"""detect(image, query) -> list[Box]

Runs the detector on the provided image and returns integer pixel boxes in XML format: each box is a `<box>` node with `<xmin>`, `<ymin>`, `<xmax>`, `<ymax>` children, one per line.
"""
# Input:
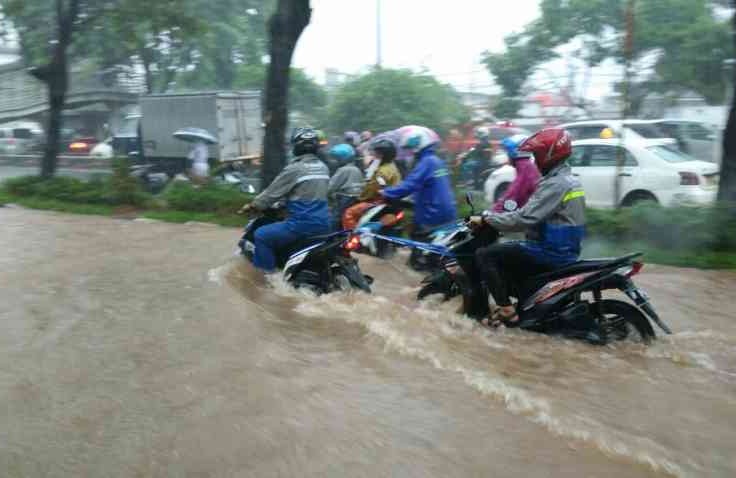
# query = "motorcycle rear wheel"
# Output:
<box><xmin>595</xmin><ymin>299</ymin><xmax>655</xmax><ymax>344</ymax></box>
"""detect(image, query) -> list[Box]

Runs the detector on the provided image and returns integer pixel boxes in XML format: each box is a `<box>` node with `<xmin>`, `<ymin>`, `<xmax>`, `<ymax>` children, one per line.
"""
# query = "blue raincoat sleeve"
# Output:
<box><xmin>381</xmin><ymin>157</ymin><xmax>432</xmax><ymax>199</ymax></box>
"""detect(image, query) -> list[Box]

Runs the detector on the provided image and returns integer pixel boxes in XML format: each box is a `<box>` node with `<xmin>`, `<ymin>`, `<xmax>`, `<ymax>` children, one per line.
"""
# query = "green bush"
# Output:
<box><xmin>108</xmin><ymin>159</ymin><xmax>149</xmax><ymax>206</ymax></box>
<box><xmin>1</xmin><ymin>166</ymin><xmax>150</xmax><ymax>207</ymax></box>
<box><xmin>586</xmin><ymin>203</ymin><xmax>736</xmax><ymax>252</ymax></box>
<box><xmin>161</xmin><ymin>181</ymin><xmax>252</xmax><ymax>213</ymax></box>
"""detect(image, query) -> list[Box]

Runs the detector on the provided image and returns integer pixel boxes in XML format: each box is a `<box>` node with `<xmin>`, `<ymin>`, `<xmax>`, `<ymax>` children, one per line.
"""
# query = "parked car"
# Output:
<box><xmin>640</xmin><ymin>119</ymin><xmax>718</xmax><ymax>163</ymax></box>
<box><xmin>67</xmin><ymin>136</ymin><xmax>98</xmax><ymax>155</ymax></box>
<box><xmin>561</xmin><ymin>119</ymin><xmax>677</xmax><ymax>145</ymax></box>
<box><xmin>0</xmin><ymin>123</ymin><xmax>44</xmax><ymax>154</ymax></box>
<box><xmin>484</xmin><ymin>138</ymin><xmax>719</xmax><ymax>208</ymax></box>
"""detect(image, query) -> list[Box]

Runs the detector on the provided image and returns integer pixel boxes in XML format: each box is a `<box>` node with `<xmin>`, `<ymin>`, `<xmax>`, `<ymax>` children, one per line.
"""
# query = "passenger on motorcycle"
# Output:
<box><xmin>458</xmin><ymin>126</ymin><xmax>493</xmax><ymax>189</ymax></box>
<box><xmin>344</xmin><ymin>131</ymin><xmax>361</xmax><ymax>150</ymax></box>
<box><xmin>238</xmin><ymin>127</ymin><xmax>331</xmax><ymax>272</ymax></box>
<box><xmin>357</xmin><ymin>130</ymin><xmax>374</xmax><ymax>167</ymax></box>
<box><xmin>381</xmin><ymin>125</ymin><xmax>457</xmax><ymax>269</ymax></box>
<box><xmin>341</xmin><ymin>135</ymin><xmax>403</xmax><ymax>231</ymax></box>
<box><xmin>471</xmin><ymin>128</ymin><xmax>585</xmax><ymax>327</ymax></box>
<box><xmin>327</xmin><ymin>144</ymin><xmax>364</xmax><ymax>231</ymax></box>
<box><xmin>492</xmin><ymin>134</ymin><xmax>541</xmax><ymax>212</ymax></box>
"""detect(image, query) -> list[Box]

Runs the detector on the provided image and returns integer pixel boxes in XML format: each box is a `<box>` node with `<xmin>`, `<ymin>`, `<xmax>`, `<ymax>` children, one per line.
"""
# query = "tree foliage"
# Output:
<box><xmin>483</xmin><ymin>0</ymin><xmax>733</xmax><ymax>116</ymax></box>
<box><xmin>326</xmin><ymin>69</ymin><xmax>469</xmax><ymax>136</ymax></box>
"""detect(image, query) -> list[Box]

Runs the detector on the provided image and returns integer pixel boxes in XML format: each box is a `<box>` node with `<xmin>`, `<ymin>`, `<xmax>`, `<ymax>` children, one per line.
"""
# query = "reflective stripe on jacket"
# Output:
<box><xmin>483</xmin><ymin>163</ymin><xmax>585</xmax><ymax>265</ymax></box>
<box><xmin>253</xmin><ymin>154</ymin><xmax>330</xmax><ymax>229</ymax></box>
<box><xmin>381</xmin><ymin>148</ymin><xmax>457</xmax><ymax>227</ymax></box>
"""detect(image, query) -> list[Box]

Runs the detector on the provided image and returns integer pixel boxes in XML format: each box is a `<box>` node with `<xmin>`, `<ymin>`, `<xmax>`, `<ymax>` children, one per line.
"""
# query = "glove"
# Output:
<box><xmin>237</xmin><ymin>203</ymin><xmax>254</xmax><ymax>215</ymax></box>
<box><xmin>468</xmin><ymin>215</ymin><xmax>484</xmax><ymax>228</ymax></box>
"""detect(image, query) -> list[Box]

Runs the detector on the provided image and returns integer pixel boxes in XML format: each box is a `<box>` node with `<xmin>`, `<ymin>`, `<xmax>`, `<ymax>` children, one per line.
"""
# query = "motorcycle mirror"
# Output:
<box><xmin>465</xmin><ymin>192</ymin><xmax>475</xmax><ymax>213</ymax></box>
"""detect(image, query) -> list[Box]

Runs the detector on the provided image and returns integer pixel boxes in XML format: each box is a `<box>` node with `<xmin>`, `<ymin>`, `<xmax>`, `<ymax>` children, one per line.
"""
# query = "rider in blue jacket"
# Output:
<box><xmin>238</xmin><ymin>127</ymin><xmax>330</xmax><ymax>271</ymax></box>
<box><xmin>381</xmin><ymin>125</ymin><xmax>457</xmax><ymax>269</ymax></box>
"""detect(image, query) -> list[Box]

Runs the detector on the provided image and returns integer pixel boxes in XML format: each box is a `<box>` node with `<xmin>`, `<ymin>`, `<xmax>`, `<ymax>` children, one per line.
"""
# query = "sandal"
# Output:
<box><xmin>482</xmin><ymin>307</ymin><xmax>520</xmax><ymax>329</ymax></box>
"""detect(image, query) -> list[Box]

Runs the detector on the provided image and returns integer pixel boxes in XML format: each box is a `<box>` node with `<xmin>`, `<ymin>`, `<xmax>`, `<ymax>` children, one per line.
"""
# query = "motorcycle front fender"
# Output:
<box><xmin>337</xmin><ymin>257</ymin><xmax>372</xmax><ymax>293</ymax></box>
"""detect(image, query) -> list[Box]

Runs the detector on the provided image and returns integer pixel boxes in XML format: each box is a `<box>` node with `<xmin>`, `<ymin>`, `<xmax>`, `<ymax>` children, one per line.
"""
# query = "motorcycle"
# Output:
<box><xmin>130</xmin><ymin>163</ymin><xmax>169</xmax><ymax>194</ymax></box>
<box><xmin>364</xmin><ymin>194</ymin><xmax>672</xmax><ymax>345</ymax></box>
<box><xmin>238</xmin><ymin>209</ymin><xmax>373</xmax><ymax>294</ymax></box>
<box><xmin>350</xmin><ymin>199</ymin><xmax>410</xmax><ymax>258</ymax></box>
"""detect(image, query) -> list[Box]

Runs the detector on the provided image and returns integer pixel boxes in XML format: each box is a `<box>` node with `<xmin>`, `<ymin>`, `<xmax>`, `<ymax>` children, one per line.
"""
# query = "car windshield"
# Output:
<box><xmin>647</xmin><ymin>145</ymin><xmax>697</xmax><ymax>163</ymax></box>
<box><xmin>624</xmin><ymin>123</ymin><xmax>668</xmax><ymax>138</ymax></box>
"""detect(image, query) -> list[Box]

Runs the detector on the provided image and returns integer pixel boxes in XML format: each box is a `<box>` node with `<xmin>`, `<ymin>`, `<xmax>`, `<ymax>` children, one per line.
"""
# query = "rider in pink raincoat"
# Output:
<box><xmin>493</xmin><ymin>134</ymin><xmax>541</xmax><ymax>213</ymax></box>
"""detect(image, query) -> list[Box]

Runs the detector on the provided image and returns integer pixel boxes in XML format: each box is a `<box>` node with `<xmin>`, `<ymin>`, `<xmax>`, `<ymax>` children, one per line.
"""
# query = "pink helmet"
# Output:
<box><xmin>397</xmin><ymin>125</ymin><xmax>440</xmax><ymax>154</ymax></box>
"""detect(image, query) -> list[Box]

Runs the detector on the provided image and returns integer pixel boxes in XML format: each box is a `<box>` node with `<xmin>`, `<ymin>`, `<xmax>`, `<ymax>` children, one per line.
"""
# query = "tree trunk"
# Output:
<box><xmin>140</xmin><ymin>47</ymin><xmax>155</xmax><ymax>94</ymax></box>
<box><xmin>719</xmin><ymin>6</ymin><xmax>736</xmax><ymax>205</ymax></box>
<box><xmin>34</xmin><ymin>0</ymin><xmax>79</xmax><ymax>178</ymax></box>
<box><xmin>42</xmin><ymin>76</ymin><xmax>66</xmax><ymax>178</ymax></box>
<box><xmin>261</xmin><ymin>0</ymin><xmax>311</xmax><ymax>187</ymax></box>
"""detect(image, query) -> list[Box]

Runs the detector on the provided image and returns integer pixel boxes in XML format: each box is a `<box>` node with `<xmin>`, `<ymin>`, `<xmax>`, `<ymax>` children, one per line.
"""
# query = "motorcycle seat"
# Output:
<box><xmin>533</xmin><ymin>253</ymin><xmax>642</xmax><ymax>281</ymax></box>
<box><xmin>284</xmin><ymin>231</ymin><xmax>348</xmax><ymax>256</ymax></box>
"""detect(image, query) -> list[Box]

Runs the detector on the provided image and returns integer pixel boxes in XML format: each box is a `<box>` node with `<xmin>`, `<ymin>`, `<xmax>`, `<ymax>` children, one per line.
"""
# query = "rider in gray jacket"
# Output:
<box><xmin>472</xmin><ymin>128</ymin><xmax>585</xmax><ymax>326</ymax></box>
<box><xmin>238</xmin><ymin>128</ymin><xmax>330</xmax><ymax>271</ymax></box>
<box><xmin>327</xmin><ymin>144</ymin><xmax>364</xmax><ymax>230</ymax></box>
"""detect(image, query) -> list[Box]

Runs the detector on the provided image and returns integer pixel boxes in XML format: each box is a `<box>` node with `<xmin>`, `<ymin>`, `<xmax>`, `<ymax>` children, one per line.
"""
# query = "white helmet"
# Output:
<box><xmin>397</xmin><ymin>125</ymin><xmax>440</xmax><ymax>154</ymax></box>
<box><xmin>474</xmin><ymin>126</ymin><xmax>490</xmax><ymax>140</ymax></box>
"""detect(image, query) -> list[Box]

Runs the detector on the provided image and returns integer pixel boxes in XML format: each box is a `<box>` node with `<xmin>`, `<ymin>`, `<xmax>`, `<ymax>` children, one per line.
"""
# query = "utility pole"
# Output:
<box><xmin>376</xmin><ymin>0</ymin><xmax>382</xmax><ymax>68</ymax></box>
<box><xmin>615</xmin><ymin>0</ymin><xmax>635</xmax><ymax>207</ymax></box>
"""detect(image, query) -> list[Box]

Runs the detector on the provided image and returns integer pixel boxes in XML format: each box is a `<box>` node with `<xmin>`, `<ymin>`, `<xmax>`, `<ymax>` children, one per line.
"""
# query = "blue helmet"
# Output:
<box><xmin>501</xmin><ymin>134</ymin><xmax>531</xmax><ymax>160</ymax></box>
<box><xmin>329</xmin><ymin>143</ymin><xmax>356</xmax><ymax>164</ymax></box>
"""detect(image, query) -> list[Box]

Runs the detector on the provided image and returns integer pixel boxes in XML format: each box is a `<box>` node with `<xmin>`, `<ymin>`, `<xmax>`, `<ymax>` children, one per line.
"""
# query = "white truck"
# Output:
<box><xmin>116</xmin><ymin>91</ymin><xmax>262</xmax><ymax>175</ymax></box>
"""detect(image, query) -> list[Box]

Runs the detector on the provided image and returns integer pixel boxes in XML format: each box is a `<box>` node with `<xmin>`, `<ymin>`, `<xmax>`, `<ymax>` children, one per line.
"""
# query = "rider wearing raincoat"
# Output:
<box><xmin>492</xmin><ymin>134</ymin><xmax>541</xmax><ymax>213</ymax></box>
<box><xmin>238</xmin><ymin>127</ymin><xmax>330</xmax><ymax>271</ymax></box>
<box><xmin>380</xmin><ymin>125</ymin><xmax>457</xmax><ymax>268</ymax></box>
<box><xmin>472</xmin><ymin>128</ymin><xmax>585</xmax><ymax>327</ymax></box>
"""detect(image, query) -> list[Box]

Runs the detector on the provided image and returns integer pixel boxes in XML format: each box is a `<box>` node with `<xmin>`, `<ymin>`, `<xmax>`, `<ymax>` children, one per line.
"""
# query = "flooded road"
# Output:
<box><xmin>1</xmin><ymin>208</ymin><xmax>735</xmax><ymax>477</ymax></box>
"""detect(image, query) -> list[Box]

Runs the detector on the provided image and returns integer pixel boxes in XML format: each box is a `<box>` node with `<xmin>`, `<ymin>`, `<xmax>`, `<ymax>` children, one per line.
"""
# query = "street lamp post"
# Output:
<box><xmin>376</xmin><ymin>0</ymin><xmax>382</xmax><ymax>68</ymax></box>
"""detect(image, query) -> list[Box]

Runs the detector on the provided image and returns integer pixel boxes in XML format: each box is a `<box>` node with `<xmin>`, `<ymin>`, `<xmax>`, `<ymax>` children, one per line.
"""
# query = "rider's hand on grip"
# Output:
<box><xmin>467</xmin><ymin>216</ymin><xmax>484</xmax><ymax>229</ymax></box>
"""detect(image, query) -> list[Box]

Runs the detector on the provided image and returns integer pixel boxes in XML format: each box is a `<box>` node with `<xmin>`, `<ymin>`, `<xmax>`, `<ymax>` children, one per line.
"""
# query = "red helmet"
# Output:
<box><xmin>518</xmin><ymin>128</ymin><xmax>572</xmax><ymax>173</ymax></box>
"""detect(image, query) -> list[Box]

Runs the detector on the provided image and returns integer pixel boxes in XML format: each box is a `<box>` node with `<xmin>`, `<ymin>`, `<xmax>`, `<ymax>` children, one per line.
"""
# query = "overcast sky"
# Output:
<box><xmin>293</xmin><ymin>0</ymin><xmax>541</xmax><ymax>93</ymax></box>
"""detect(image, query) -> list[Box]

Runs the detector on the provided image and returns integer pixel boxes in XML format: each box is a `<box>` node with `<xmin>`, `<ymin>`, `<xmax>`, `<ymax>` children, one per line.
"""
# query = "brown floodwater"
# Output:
<box><xmin>1</xmin><ymin>207</ymin><xmax>735</xmax><ymax>477</ymax></box>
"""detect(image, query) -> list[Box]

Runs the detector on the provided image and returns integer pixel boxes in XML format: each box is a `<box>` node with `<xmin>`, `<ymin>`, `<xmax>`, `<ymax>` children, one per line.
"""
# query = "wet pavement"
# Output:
<box><xmin>1</xmin><ymin>208</ymin><xmax>734</xmax><ymax>477</ymax></box>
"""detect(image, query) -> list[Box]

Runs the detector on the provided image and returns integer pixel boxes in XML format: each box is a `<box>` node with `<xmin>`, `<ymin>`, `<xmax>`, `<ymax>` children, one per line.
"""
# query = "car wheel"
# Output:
<box><xmin>621</xmin><ymin>191</ymin><xmax>658</xmax><ymax>207</ymax></box>
<box><xmin>494</xmin><ymin>183</ymin><xmax>510</xmax><ymax>202</ymax></box>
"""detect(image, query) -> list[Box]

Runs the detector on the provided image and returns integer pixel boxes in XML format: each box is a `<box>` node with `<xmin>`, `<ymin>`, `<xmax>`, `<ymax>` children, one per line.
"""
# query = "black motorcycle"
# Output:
<box><xmin>404</xmin><ymin>194</ymin><xmax>672</xmax><ymax>345</ymax></box>
<box><xmin>238</xmin><ymin>210</ymin><xmax>372</xmax><ymax>294</ymax></box>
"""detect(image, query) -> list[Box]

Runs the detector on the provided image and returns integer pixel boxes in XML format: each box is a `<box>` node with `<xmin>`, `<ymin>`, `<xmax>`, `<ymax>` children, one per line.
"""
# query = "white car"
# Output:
<box><xmin>484</xmin><ymin>138</ymin><xmax>720</xmax><ymax>208</ymax></box>
<box><xmin>560</xmin><ymin>119</ymin><xmax>677</xmax><ymax>146</ymax></box>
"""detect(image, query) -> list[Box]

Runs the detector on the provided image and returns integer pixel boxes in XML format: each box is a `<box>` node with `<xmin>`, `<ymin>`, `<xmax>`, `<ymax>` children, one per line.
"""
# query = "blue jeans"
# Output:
<box><xmin>253</xmin><ymin>220</ymin><xmax>328</xmax><ymax>271</ymax></box>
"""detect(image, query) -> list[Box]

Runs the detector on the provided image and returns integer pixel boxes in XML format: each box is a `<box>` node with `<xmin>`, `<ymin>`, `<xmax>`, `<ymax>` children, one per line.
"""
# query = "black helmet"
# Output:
<box><xmin>371</xmin><ymin>138</ymin><xmax>396</xmax><ymax>163</ymax></box>
<box><xmin>291</xmin><ymin>127</ymin><xmax>319</xmax><ymax>156</ymax></box>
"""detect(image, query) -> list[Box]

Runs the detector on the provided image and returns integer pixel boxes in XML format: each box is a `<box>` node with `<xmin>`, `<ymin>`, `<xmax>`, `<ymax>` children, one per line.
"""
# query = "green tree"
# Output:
<box><xmin>3</xmin><ymin>0</ymin><xmax>200</xmax><ymax>177</ymax></box>
<box><xmin>4</xmin><ymin>0</ymin><xmax>98</xmax><ymax>177</ymax></box>
<box><xmin>261</xmin><ymin>0</ymin><xmax>311</xmax><ymax>186</ymax></box>
<box><xmin>326</xmin><ymin>69</ymin><xmax>469</xmax><ymax>137</ymax></box>
<box><xmin>172</xmin><ymin>0</ymin><xmax>273</xmax><ymax>91</ymax></box>
<box><xmin>231</xmin><ymin>64</ymin><xmax>326</xmax><ymax>118</ymax></box>
<box><xmin>482</xmin><ymin>0</ymin><xmax>732</xmax><ymax>117</ymax></box>
<box><xmin>719</xmin><ymin>2</ymin><xmax>736</xmax><ymax>205</ymax></box>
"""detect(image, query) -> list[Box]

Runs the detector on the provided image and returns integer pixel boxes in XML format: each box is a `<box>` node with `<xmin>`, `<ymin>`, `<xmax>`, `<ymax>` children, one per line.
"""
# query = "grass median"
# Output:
<box><xmin>2</xmin><ymin>173</ymin><xmax>735</xmax><ymax>269</ymax></box>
